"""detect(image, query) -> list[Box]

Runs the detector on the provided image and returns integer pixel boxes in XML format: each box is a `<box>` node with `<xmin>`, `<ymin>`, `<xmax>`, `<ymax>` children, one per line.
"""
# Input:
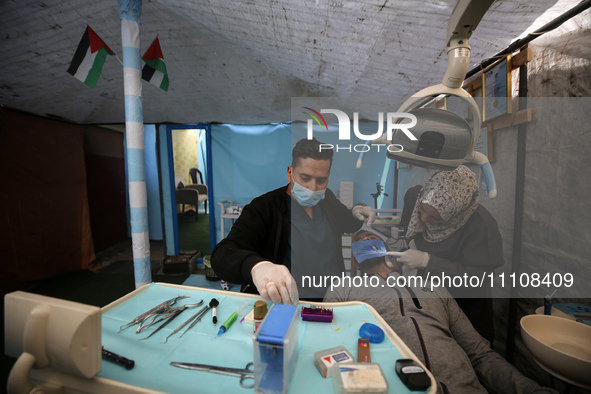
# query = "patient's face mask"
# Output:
<box><xmin>352</xmin><ymin>239</ymin><xmax>388</xmax><ymax>264</ymax></box>
<box><xmin>291</xmin><ymin>181</ymin><xmax>326</xmax><ymax>207</ymax></box>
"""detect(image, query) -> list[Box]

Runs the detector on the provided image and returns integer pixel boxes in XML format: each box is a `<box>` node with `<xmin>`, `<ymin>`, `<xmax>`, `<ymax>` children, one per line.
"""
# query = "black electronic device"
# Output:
<box><xmin>395</xmin><ymin>359</ymin><xmax>431</xmax><ymax>391</ymax></box>
<box><xmin>415</xmin><ymin>130</ymin><xmax>445</xmax><ymax>158</ymax></box>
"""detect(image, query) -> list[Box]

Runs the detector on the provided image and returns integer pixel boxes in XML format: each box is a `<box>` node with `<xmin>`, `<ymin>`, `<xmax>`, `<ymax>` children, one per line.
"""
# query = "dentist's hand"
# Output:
<box><xmin>251</xmin><ymin>261</ymin><xmax>299</xmax><ymax>305</ymax></box>
<box><xmin>352</xmin><ymin>205</ymin><xmax>377</xmax><ymax>225</ymax></box>
<box><xmin>388</xmin><ymin>249</ymin><xmax>430</xmax><ymax>269</ymax></box>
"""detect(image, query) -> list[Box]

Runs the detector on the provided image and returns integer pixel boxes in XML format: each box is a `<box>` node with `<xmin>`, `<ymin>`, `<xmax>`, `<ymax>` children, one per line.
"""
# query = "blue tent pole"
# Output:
<box><xmin>119</xmin><ymin>0</ymin><xmax>151</xmax><ymax>288</ymax></box>
<box><xmin>205</xmin><ymin>125</ymin><xmax>216</xmax><ymax>250</ymax></box>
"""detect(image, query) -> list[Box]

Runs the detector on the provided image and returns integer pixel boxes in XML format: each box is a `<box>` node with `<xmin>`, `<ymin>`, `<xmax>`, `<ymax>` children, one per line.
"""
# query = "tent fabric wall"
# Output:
<box><xmin>504</xmin><ymin>46</ymin><xmax>591</xmax><ymax>392</ymax></box>
<box><xmin>210</xmin><ymin>123</ymin><xmax>292</xmax><ymax>242</ymax></box>
<box><xmin>197</xmin><ymin>129</ymin><xmax>208</xmax><ymax>186</ymax></box>
<box><xmin>144</xmin><ymin>125</ymin><xmax>162</xmax><ymax>241</ymax></box>
<box><xmin>159</xmin><ymin>124</ymin><xmax>177</xmax><ymax>256</ymax></box>
<box><xmin>84</xmin><ymin>125</ymin><xmax>128</xmax><ymax>252</ymax></box>
<box><xmin>0</xmin><ymin>108</ymin><xmax>95</xmax><ymax>295</ymax></box>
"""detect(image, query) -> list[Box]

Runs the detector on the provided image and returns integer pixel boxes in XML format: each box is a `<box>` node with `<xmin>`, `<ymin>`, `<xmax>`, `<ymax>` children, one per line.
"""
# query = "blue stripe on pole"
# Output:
<box><xmin>120</xmin><ymin>0</ymin><xmax>148</xmax><ymax>289</ymax></box>
<box><xmin>133</xmin><ymin>255</ymin><xmax>152</xmax><ymax>284</ymax></box>
<box><xmin>122</xmin><ymin>46</ymin><xmax>142</xmax><ymax>69</ymax></box>
<box><xmin>118</xmin><ymin>0</ymin><xmax>142</xmax><ymax>24</ymax></box>
<box><xmin>130</xmin><ymin>207</ymin><xmax>149</xmax><ymax>232</ymax></box>
<box><xmin>126</xmin><ymin>148</ymin><xmax>146</xmax><ymax>182</ymax></box>
<box><xmin>124</xmin><ymin>95</ymin><xmax>144</xmax><ymax>122</ymax></box>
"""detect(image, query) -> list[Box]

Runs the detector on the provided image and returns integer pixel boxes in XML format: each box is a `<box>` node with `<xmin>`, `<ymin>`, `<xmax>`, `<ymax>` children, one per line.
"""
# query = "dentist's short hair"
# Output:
<box><xmin>291</xmin><ymin>138</ymin><xmax>333</xmax><ymax>169</ymax></box>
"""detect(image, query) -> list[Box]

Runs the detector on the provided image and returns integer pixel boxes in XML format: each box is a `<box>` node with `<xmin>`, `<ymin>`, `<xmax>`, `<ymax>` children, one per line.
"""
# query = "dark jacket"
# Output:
<box><xmin>325</xmin><ymin>273</ymin><xmax>557</xmax><ymax>394</ymax></box>
<box><xmin>211</xmin><ymin>185</ymin><xmax>363</xmax><ymax>293</ymax></box>
<box><xmin>401</xmin><ymin>185</ymin><xmax>504</xmax><ymax>343</ymax></box>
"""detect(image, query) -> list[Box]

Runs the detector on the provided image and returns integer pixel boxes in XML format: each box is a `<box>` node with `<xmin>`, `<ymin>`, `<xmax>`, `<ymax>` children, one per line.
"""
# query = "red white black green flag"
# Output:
<box><xmin>67</xmin><ymin>26</ymin><xmax>114</xmax><ymax>88</ymax></box>
<box><xmin>142</xmin><ymin>38</ymin><xmax>169</xmax><ymax>92</ymax></box>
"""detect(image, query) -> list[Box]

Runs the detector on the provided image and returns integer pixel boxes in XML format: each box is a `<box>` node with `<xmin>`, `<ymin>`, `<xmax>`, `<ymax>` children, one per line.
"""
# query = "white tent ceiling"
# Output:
<box><xmin>0</xmin><ymin>0</ymin><xmax>589</xmax><ymax>125</ymax></box>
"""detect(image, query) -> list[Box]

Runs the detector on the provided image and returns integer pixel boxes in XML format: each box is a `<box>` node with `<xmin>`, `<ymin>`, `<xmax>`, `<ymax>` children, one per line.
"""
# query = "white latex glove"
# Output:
<box><xmin>352</xmin><ymin>205</ymin><xmax>377</xmax><ymax>225</ymax></box>
<box><xmin>251</xmin><ymin>261</ymin><xmax>299</xmax><ymax>305</ymax></box>
<box><xmin>388</xmin><ymin>249</ymin><xmax>430</xmax><ymax>269</ymax></box>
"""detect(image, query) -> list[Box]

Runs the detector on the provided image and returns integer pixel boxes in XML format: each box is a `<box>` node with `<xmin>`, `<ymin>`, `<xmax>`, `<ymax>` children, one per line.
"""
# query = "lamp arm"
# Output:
<box><xmin>443</xmin><ymin>0</ymin><xmax>495</xmax><ymax>88</ymax></box>
<box><xmin>467</xmin><ymin>151</ymin><xmax>498</xmax><ymax>199</ymax></box>
<box><xmin>446</xmin><ymin>0</ymin><xmax>495</xmax><ymax>47</ymax></box>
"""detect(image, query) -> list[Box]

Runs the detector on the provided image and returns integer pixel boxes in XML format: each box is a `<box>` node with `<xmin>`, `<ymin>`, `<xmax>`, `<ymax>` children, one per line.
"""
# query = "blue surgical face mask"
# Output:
<box><xmin>352</xmin><ymin>239</ymin><xmax>388</xmax><ymax>264</ymax></box>
<box><xmin>291</xmin><ymin>181</ymin><xmax>326</xmax><ymax>207</ymax></box>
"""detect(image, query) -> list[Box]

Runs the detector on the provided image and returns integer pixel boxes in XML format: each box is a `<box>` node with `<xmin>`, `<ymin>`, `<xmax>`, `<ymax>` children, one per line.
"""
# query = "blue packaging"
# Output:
<box><xmin>253</xmin><ymin>304</ymin><xmax>299</xmax><ymax>394</ymax></box>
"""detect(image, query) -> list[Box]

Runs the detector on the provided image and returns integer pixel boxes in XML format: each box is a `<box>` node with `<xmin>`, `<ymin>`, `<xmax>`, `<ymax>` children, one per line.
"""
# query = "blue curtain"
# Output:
<box><xmin>144</xmin><ymin>124</ymin><xmax>163</xmax><ymax>240</ymax></box>
<box><xmin>211</xmin><ymin>123</ymin><xmax>291</xmax><ymax>241</ymax></box>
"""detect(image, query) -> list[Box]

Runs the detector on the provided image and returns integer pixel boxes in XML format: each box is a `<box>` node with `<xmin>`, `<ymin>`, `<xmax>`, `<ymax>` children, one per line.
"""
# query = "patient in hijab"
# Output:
<box><xmin>324</xmin><ymin>230</ymin><xmax>555</xmax><ymax>394</ymax></box>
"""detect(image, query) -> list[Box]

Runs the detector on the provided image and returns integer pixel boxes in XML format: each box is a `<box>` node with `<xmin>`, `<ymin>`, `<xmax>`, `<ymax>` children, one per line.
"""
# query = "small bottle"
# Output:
<box><xmin>253</xmin><ymin>301</ymin><xmax>268</xmax><ymax>332</ymax></box>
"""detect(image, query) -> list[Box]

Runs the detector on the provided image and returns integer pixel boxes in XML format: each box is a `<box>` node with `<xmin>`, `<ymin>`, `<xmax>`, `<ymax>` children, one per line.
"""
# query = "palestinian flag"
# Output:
<box><xmin>67</xmin><ymin>26</ymin><xmax>114</xmax><ymax>88</ymax></box>
<box><xmin>142</xmin><ymin>38</ymin><xmax>169</xmax><ymax>92</ymax></box>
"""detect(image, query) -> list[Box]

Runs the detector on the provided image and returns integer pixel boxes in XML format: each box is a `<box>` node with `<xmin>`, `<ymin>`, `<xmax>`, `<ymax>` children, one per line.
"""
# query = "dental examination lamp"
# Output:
<box><xmin>372</xmin><ymin>0</ymin><xmax>497</xmax><ymax>198</ymax></box>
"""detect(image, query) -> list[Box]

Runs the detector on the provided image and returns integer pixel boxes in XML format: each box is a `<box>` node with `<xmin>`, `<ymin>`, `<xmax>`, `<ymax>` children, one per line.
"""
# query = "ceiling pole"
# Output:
<box><xmin>119</xmin><ymin>0</ymin><xmax>151</xmax><ymax>288</ymax></box>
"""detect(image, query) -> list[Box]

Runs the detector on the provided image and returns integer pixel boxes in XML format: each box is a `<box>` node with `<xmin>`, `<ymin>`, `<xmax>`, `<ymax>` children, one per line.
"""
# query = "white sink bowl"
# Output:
<box><xmin>520</xmin><ymin>314</ymin><xmax>591</xmax><ymax>389</ymax></box>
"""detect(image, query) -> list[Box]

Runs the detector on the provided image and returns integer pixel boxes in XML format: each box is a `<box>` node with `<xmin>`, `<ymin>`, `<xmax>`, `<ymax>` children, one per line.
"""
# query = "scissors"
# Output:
<box><xmin>170</xmin><ymin>361</ymin><xmax>255</xmax><ymax>389</ymax></box>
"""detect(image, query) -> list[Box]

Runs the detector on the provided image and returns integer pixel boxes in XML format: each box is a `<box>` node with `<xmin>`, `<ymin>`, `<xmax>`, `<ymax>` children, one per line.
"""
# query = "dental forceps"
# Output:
<box><xmin>118</xmin><ymin>295</ymin><xmax>189</xmax><ymax>333</ymax></box>
<box><xmin>139</xmin><ymin>300</ymin><xmax>203</xmax><ymax>341</ymax></box>
<box><xmin>136</xmin><ymin>298</ymin><xmax>204</xmax><ymax>333</ymax></box>
<box><xmin>170</xmin><ymin>361</ymin><xmax>255</xmax><ymax>389</ymax></box>
<box><xmin>162</xmin><ymin>299</ymin><xmax>215</xmax><ymax>343</ymax></box>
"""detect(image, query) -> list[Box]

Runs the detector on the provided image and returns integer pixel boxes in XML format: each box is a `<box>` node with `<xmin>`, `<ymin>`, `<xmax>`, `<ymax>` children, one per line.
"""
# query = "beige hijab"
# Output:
<box><xmin>406</xmin><ymin>165</ymin><xmax>479</xmax><ymax>243</ymax></box>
